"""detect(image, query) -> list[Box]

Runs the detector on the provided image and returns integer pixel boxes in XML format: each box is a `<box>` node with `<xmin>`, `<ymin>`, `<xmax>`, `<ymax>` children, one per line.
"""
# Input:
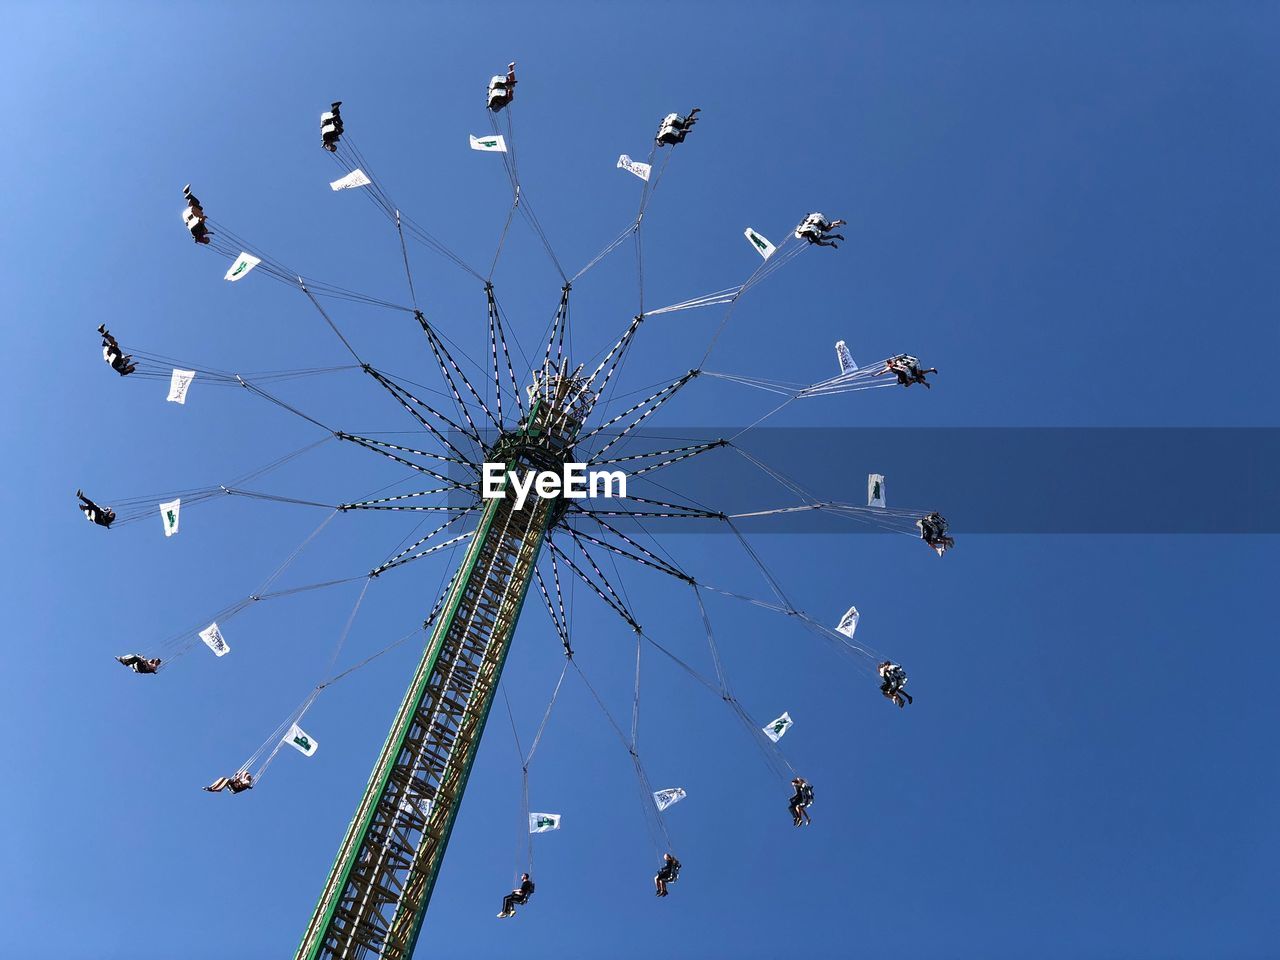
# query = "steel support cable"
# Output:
<box><xmin>360</xmin><ymin>368</ymin><xmax>482</xmax><ymax>458</ymax></box>
<box><xmin>574</xmin><ymin>504</ymin><xmax>721</xmax><ymax>520</ymax></box>
<box><xmin>372</xmin><ymin>511</ymin><xmax>473</xmax><ymax>574</ymax></box>
<box><xmin>549</xmin><ymin>551</ymin><xmax>571</xmax><ymax>654</ymax></box>
<box><xmin>228</xmin><ymin>584</ymin><xmax>451</xmax><ymax>865</ymax></box>
<box><xmin>332</xmin><ymin>132</ymin><xmax>485</xmax><ymax>282</ymax></box>
<box><xmin>254</xmin><ymin>574</ymin><xmax>374</xmax><ymax>781</ymax></box>
<box><xmin>569</xmin><ymin>221</ymin><xmax>638</xmax><ymax>284</ymax></box>
<box><xmin>415</xmin><ymin>312</ymin><xmax>499</xmax><ymax>436</ymax></box>
<box><xmin>125</xmin><ymin>364</ymin><xmax>357</xmax><ymax>402</ymax></box>
<box><xmin>236</xmin><ymin>376</ymin><xmax>335</xmax><ymax>433</ymax></box>
<box><xmin>243</xmin><ymin>624</ymin><xmax>395</xmax><ymax>775</ymax></box>
<box><xmin>486</xmin><ymin>285</ymin><xmax>534</xmax><ymax>408</ymax></box>
<box><xmin>645</xmin><ymin>287</ymin><xmax>744</xmax><ymax>316</ymax></box>
<box><xmin>339</xmin><ymin>437</ymin><xmax>477</xmax><ymax>490</ymax></box>
<box><xmin>588</xmin><ymin>439</ymin><xmax>727</xmax><ymax>470</ymax></box>
<box><xmin>244</xmin><ymin>688</ymin><xmax>322</xmax><ymax>774</ymax></box>
<box><xmin>731</xmin><ymin>505</ymin><xmax>901</xmax><ymax>662</ymax></box>
<box><xmin>337</xmin><ymin>432</ymin><xmax>474</xmax><ymax>469</ymax></box>
<box><xmin>580</xmin><ymin>366</ymin><xmax>675</xmax><ymax>455</ymax></box>
<box><xmin>730</xmin><ymin>443</ymin><xmax>818</xmax><ymax>504</ymax></box>
<box><xmin>726</xmin><ymin>395</ymin><xmax>797</xmax><ymax>444</ymax></box>
<box><xmin>342</xmin><ymin>484</ymin><xmax>469</xmax><ymax>505</ymax></box>
<box><xmin>368</xmin><ymin>530</ymin><xmax>475</xmax><ymax>577</ymax></box>
<box><xmin>251</xmin><ymin>575</ymin><xmax>370</xmax><ymax>603</ymax></box>
<box><xmin>488</xmin><ymin>285</ymin><xmax>529</xmax><ymax>421</ymax></box>
<box><xmin>644</xmin><ymin>140</ymin><xmax>675</xmax><ymax>198</ymax></box>
<box><xmin>488</xmin><ymin>187</ymin><xmax>520</xmax><ymax>282</ymax></box>
<box><xmin>395</xmin><ymin>212</ymin><xmax>419</xmax><ymax>309</ymax></box>
<box><xmin>691</xmin><ymin>584</ymin><xmax>795</xmax><ymax>782</ymax></box>
<box><xmin>700</xmin><ymin>371</ymin><xmax>807</xmax><ymax>395</ymax></box>
<box><xmin>559</xmin><ymin>532</ymin><xmax>643</xmax><ymax>633</ymax></box>
<box><xmin>579</xmin><ymin>502</ymin><xmax>788</xmax><ymax>767</ymax></box>
<box><xmin>606</xmin><ymin>487</ymin><xmax>722</xmax><ymax>517</ymax></box>
<box><xmin>795</xmin><ymin>364</ymin><xmax>905</xmax><ymax>398</ymax></box>
<box><xmin>579</xmin><ymin>315</ymin><xmax>643</xmax><ymax>418</ymax></box>
<box><xmin>204</xmin><ymin>218</ymin><xmax>412</xmax><ymax>311</ymax></box>
<box><xmin>725</xmin><ymin>516</ymin><xmax>794</xmax><ymax>612</ymax></box>
<box><xmin>633</xmin><ymin>147</ymin><xmax>666</xmax><ymax>313</ymax></box>
<box><xmin>532</xmin><ymin>284</ymin><xmax>572</xmax><ymax>388</ymax></box>
<box><xmin>243</xmin><ymin>621</ymin><xmax>427</xmax><ymax>786</ymax></box>
<box><xmin>241</xmin><ymin>628</ymin><xmax>439</xmax><ymax>794</ymax></box>
<box><xmin>533</xmin><ymin>566</ymin><xmax>572</xmax><ymax>654</ymax></box>
<box><xmin>339</xmin><ymin>503</ymin><xmax>477</xmax><ymax>514</ymax></box>
<box><xmin>299</xmin><ymin>279</ymin><xmax>364</xmax><ymax>365</ymax></box>
<box><xmin>567</xmin><ymin>134</ymin><xmax>658</xmax><ymax>286</ymax></box>
<box><xmin>110</xmin><ymin>488</ymin><xmax>224</xmax><ymax>526</ymax></box>
<box><xmin>373</xmin><ymin>510</ymin><xmax>436</xmax><ymax>574</ymax></box>
<box><xmin>524</xmin><ymin>660</ymin><xmax>569</xmax><ymax>767</ymax></box>
<box><xmin>634</xmin><ymin>218</ymin><xmax>646</xmax><ymax>318</ymax></box>
<box><xmin>726</xmin><ymin>501</ymin><xmax>923</xmax><ymax>537</ymax></box>
<box><xmin>579</xmin><ymin>309</ymin><xmax>643</xmax><ymax>441</ymax></box>
<box><xmin>222</xmin><ymin>488</ymin><xmax>341</xmax><ymax>510</ymax></box>
<box><xmin>730</xmin><ymin>446</ymin><xmax>926</xmax><ymax>536</ymax></box>
<box><xmin>401</xmin><ymin>217</ymin><xmax>487</xmax><ymax>282</ymax></box>
<box><xmin>545</xmin><ymin>536</ymin><xmax>640</xmax><ymax>632</ymax></box>
<box><xmin>570</xmin><ymin>657</ymin><xmax>673</xmax><ymax>857</ymax></box>
<box><xmin>567</xmin><ymin>510</ymin><xmax>693</xmax><ymax>581</ymax></box>
<box><xmin>695</xmin><ymin>581</ymin><xmax>884</xmax><ymax>668</ymax></box>
<box><xmin>153</xmin><ymin>510</ymin><xmax>341</xmax><ymax>662</ymax></box>
<box><xmin>105</xmin><ymin>436</ymin><xmax>335</xmax><ymax>525</ymax></box>
<box><xmin>561</xmin><ymin>520</ymin><xmax>691</xmax><ymax>584</ymax></box>
<box><xmin>696</xmin><ymin>243</ymin><xmax>797</xmax><ymax>369</ymax></box>
<box><xmin>576</xmin><ymin>370</ymin><xmax>695</xmax><ymax>452</ymax></box>
<box><xmin>331</xmin><ymin>139</ymin><xmax>398</xmax><ymax>221</ymax></box>
<box><xmin>702</xmin><ymin>368</ymin><xmax>899</xmax><ymax>444</ymax></box>
<box><xmin>500</xmin><ymin>657</ymin><xmax>569</xmax><ymax>879</ymax></box>
<box><xmin>489</xmin><ymin>108</ymin><xmax>567</xmax><ymax>282</ymax></box>
<box><xmin>120</xmin><ymin>349</ymin><xmax>238</xmax><ymax>382</ymax></box>
<box><xmin>486</xmin><ymin>289</ymin><xmax>503</xmax><ymax>426</ymax></box>
<box><xmin>498</xmin><ymin>684</ymin><xmax>530</xmax><ymax>879</ymax></box>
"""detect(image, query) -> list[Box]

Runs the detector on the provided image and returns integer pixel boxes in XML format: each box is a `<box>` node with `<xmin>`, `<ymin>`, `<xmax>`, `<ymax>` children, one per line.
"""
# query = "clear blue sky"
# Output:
<box><xmin>3</xmin><ymin>3</ymin><xmax>1277</xmax><ymax>958</ymax></box>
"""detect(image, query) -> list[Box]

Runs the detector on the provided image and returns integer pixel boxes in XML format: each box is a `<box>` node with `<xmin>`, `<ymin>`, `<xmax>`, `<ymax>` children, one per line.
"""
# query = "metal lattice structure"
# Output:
<box><xmin>298</xmin><ymin>374</ymin><xmax>589</xmax><ymax>959</ymax></box>
<box><xmin>90</xmin><ymin>75</ymin><xmax>950</xmax><ymax>960</ymax></box>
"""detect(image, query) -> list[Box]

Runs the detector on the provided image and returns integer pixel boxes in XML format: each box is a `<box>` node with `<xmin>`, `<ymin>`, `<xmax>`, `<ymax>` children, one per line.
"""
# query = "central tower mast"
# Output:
<box><xmin>296</xmin><ymin>365</ymin><xmax>590</xmax><ymax>960</ymax></box>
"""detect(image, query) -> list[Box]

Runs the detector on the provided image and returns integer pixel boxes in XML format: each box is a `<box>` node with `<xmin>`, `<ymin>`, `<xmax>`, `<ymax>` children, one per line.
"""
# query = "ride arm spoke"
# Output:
<box><xmin>577</xmin><ymin>371</ymin><xmax>698</xmax><ymax>456</ymax></box>
<box><xmin>561</xmin><ymin>511</ymin><xmax>692</xmax><ymax>583</ymax></box>
<box><xmin>544</xmin><ymin>536</ymin><xmax>641</xmax><ymax>633</ymax></box>
<box><xmin>362</xmin><ymin>367</ymin><xmax>482</xmax><ymax>458</ymax></box>
<box><xmin>414</xmin><ymin>311</ymin><xmax>502</xmax><ymax>435</ymax></box>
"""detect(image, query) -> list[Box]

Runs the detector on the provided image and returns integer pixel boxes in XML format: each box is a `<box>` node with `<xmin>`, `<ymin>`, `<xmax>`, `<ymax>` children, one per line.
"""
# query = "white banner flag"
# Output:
<box><xmin>529</xmin><ymin>812</ymin><xmax>562</xmax><ymax>833</ymax></box>
<box><xmin>836</xmin><ymin>340</ymin><xmax>858</xmax><ymax>374</ymax></box>
<box><xmin>617</xmin><ymin>154</ymin><xmax>652</xmax><ymax>181</ymax></box>
<box><xmin>159</xmin><ymin>498</ymin><xmax>181</xmax><ymax>538</ymax></box>
<box><xmin>469</xmin><ymin>133</ymin><xmax>508</xmax><ymax>152</ymax></box>
<box><xmin>836</xmin><ymin>605</ymin><xmax>860</xmax><ymax>638</ymax></box>
<box><xmin>868</xmin><ymin>473</ymin><xmax>886</xmax><ymax>508</ymax></box>
<box><xmin>744</xmin><ymin>227</ymin><xmax>776</xmax><ymax>260</ymax></box>
<box><xmin>653</xmin><ymin>787</ymin><xmax>687</xmax><ymax>812</ymax></box>
<box><xmin>224</xmin><ymin>252</ymin><xmax>261</xmax><ymax>282</ymax></box>
<box><xmin>762</xmin><ymin>711</ymin><xmax>793</xmax><ymax>743</ymax></box>
<box><xmin>284</xmin><ymin>723</ymin><xmax>318</xmax><ymax>757</ymax></box>
<box><xmin>329</xmin><ymin>169</ymin><xmax>372</xmax><ymax>191</ymax></box>
<box><xmin>167</xmin><ymin>368</ymin><xmax>196</xmax><ymax>404</ymax></box>
<box><xmin>198</xmin><ymin>622</ymin><xmax>230</xmax><ymax>657</ymax></box>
